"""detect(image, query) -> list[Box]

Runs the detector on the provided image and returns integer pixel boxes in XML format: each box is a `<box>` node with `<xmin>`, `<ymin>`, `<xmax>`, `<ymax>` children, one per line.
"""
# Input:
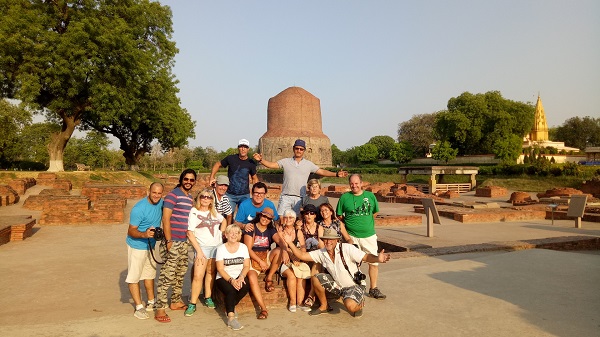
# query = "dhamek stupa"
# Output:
<box><xmin>258</xmin><ymin>87</ymin><xmax>332</xmax><ymax>167</ymax></box>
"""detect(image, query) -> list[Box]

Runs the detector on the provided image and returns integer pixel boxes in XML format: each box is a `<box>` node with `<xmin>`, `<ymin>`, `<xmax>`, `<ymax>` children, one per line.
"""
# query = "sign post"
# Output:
<box><xmin>422</xmin><ymin>198</ymin><xmax>441</xmax><ymax>237</ymax></box>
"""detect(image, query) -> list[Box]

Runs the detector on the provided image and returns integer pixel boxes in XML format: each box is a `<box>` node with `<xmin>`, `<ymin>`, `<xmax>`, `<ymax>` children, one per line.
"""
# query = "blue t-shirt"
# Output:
<box><xmin>221</xmin><ymin>155</ymin><xmax>257</xmax><ymax>196</ymax></box>
<box><xmin>235</xmin><ymin>199</ymin><xmax>279</xmax><ymax>224</ymax></box>
<box><xmin>126</xmin><ymin>197</ymin><xmax>163</xmax><ymax>250</ymax></box>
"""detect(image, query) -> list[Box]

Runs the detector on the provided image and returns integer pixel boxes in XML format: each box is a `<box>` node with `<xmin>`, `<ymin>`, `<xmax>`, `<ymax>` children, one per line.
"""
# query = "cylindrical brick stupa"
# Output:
<box><xmin>258</xmin><ymin>87</ymin><xmax>332</xmax><ymax>167</ymax></box>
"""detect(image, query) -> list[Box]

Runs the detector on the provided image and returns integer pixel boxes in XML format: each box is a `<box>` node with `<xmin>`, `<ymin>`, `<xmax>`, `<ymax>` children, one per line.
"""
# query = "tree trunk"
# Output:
<box><xmin>47</xmin><ymin>116</ymin><xmax>78</xmax><ymax>172</ymax></box>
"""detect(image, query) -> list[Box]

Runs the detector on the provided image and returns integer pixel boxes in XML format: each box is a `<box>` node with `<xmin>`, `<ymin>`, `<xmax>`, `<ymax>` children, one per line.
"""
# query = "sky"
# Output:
<box><xmin>159</xmin><ymin>0</ymin><xmax>600</xmax><ymax>152</ymax></box>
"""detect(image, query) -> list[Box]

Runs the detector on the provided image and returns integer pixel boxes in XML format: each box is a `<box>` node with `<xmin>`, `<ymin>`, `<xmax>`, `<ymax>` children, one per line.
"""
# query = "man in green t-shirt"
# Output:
<box><xmin>336</xmin><ymin>174</ymin><xmax>386</xmax><ymax>300</ymax></box>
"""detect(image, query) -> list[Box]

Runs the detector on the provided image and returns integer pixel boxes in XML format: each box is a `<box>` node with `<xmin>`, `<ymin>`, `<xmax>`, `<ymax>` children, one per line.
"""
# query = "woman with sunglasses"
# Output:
<box><xmin>318</xmin><ymin>203</ymin><xmax>353</xmax><ymax>245</ymax></box>
<box><xmin>243</xmin><ymin>207</ymin><xmax>284</xmax><ymax>319</ymax></box>
<box><xmin>185</xmin><ymin>188</ymin><xmax>227</xmax><ymax>317</ymax></box>
<box><xmin>298</xmin><ymin>203</ymin><xmax>324</xmax><ymax>308</ymax></box>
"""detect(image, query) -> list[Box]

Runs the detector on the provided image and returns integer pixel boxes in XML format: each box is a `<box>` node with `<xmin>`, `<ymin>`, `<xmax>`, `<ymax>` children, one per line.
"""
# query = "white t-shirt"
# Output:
<box><xmin>309</xmin><ymin>243</ymin><xmax>366</xmax><ymax>288</ymax></box>
<box><xmin>215</xmin><ymin>243</ymin><xmax>250</xmax><ymax>280</ymax></box>
<box><xmin>187</xmin><ymin>208</ymin><xmax>225</xmax><ymax>247</ymax></box>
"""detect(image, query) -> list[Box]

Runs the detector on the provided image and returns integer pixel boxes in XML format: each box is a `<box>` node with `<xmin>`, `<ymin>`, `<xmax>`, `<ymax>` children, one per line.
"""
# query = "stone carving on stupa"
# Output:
<box><xmin>258</xmin><ymin>87</ymin><xmax>332</xmax><ymax>167</ymax></box>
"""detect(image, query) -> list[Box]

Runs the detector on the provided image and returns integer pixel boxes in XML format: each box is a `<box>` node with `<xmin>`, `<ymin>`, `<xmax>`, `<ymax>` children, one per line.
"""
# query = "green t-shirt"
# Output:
<box><xmin>336</xmin><ymin>191</ymin><xmax>379</xmax><ymax>238</ymax></box>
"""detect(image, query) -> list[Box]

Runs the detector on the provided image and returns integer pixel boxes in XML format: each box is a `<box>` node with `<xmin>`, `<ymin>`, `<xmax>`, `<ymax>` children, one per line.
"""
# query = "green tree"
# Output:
<box><xmin>388</xmin><ymin>141</ymin><xmax>414</xmax><ymax>164</ymax></box>
<box><xmin>431</xmin><ymin>141</ymin><xmax>458</xmax><ymax>164</ymax></box>
<box><xmin>492</xmin><ymin>134</ymin><xmax>522</xmax><ymax>164</ymax></box>
<box><xmin>0</xmin><ymin>0</ymin><xmax>193</xmax><ymax>171</ymax></box>
<box><xmin>434</xmin><ymin>91</ymin><xmax>534</xmax><ymax>155</ymax></box>
<box><xmin>331</xmin><ymin>144</ymin><xmax>344</xmax><ymax>166</ymax></box>
<box><xmin>0</xmin><ymin>99</ymin><xmax>31</xmax><ymax>165</ymax></box>
<box><xmin>397</xmin><ymin>112</ymin><xmax>438</xmax><ymax>157</ymax></box>
<box><xmin>554</xmin><ymin>116</ymin><xmax>600</xmax><ymax>150</ymax></box>
<box><xmin>367</xmin><ymin>135</ymin><xmax>396</xmax><ymax>159</ymax></box>
<box><xmin>17</xmin><ymin>122</ymin><xmax>60</xmax><ymax>166</ymax></box>
<box><xmin>356</xmin><ymin>143</ymin><xmax>379</xmax><ymax>163</ymax></box>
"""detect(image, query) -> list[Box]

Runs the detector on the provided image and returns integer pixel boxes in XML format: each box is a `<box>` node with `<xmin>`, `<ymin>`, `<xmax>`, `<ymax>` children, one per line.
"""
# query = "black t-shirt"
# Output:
<box><xmin>220</xmin><ymin>155</ymin><xmax>257</xmax><ymax>196</ymax></box>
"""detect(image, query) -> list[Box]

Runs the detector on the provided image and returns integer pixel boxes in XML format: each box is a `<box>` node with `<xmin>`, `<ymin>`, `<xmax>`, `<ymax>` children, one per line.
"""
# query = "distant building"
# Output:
<box><xmin>257</xmin><ymin>87</ymin><xmax>332</xmax><ymax>167</ymax></box>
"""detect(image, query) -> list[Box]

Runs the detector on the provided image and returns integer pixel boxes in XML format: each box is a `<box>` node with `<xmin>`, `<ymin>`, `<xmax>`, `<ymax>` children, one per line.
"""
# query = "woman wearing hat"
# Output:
<box><xmin>243</xmin><ymin>207</ymin><xmax>284</xmax><ymax>319</ymax></box>
<box><xmin>274</xmin><ymin>209</ymin><xmax>312</xmax><ymax>312</ymax></box>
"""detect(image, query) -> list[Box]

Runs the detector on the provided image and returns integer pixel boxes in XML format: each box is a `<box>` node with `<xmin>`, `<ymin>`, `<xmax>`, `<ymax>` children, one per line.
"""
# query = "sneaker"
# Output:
<box><xmin>297</xmin><ymin>305</ymin><xmax>311</xmax><ymax>312</ymax></box>
<box><xmin>353</xmin><ymin>308</ymin><xmax>363</xmax><ymax>318</ymax></box>
<box><xmin>146</xmin><ymin>302</ymin><xmax>155</xmax><ymax>311</ymax></box>
<box><xmin>184</xmin><ymin>303</ymin><xmax>196</xmax><ymax>317</ymax></box>
<box><xmin>228</xmin><ymin>318</ymin><xmax>243</xmax><ymax>331</ymax></box>
<box><xmin>288</xmin><ymin>305</ymin><xmax>297</xmax><ymax>313</ymax></box>
<box><xmin>204</xmin><ymin>297</ymin><xmax>215</xmax><ymax>308</ymax></box>
<box><xmin>133</xmin><ymin>308</ymin><xmax>149</xmax><ymax>320</ymax></box>
<box><xmin>369</xmin><ymin>287</ymin><xmax>386</xmax><ymax>300</ymax></box>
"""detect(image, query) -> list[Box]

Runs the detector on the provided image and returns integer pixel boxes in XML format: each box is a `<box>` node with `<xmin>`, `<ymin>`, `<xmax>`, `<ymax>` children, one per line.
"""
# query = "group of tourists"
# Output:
<box><xmin>125</xmin><ymin>138</ymin><xmax>391</xmax><ymax>331</ymax></box>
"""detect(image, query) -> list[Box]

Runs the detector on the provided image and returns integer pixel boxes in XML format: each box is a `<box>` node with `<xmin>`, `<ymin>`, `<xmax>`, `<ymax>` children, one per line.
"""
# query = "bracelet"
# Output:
<box><xmin>228</xmin><ymin>277</ymin><xmax>233</xmax><ymax>283</ymax></box>
<box><xmin>335</xmin><ymin>171</ymin><xmax>339</xmax><ymax>177</ymax></box>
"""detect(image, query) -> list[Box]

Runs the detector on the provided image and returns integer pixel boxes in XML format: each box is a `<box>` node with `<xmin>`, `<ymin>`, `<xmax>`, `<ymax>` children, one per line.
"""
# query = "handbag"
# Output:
<box><xmin>251</xmin><ymin>250</ymin><xmax>269</xmax><ymax>270</ymax></box>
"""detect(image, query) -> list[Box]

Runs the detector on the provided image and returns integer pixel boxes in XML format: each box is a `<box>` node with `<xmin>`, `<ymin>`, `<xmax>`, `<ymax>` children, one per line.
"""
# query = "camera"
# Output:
<box><xmin>353</xmin><ymin>270</ymin><xmax>366</xmax><ymax>285</ymax></box>
<box><xmin>151</xmin><ymin>227</ymin><xmax>165</xmax><ymax>241</ymax></box>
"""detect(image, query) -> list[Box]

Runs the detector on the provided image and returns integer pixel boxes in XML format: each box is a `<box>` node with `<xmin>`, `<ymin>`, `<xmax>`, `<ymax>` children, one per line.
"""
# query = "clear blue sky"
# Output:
<box><xmin>160</xmin><ymin>0</ymin><xmax>600</xmax><ymax>152</ymax></box>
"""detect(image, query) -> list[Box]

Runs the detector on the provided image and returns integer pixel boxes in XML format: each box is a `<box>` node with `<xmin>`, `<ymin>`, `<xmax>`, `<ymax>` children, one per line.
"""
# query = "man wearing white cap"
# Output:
<box><xmin>210</xmin><ymin>139</ymin><xmax>258</xmax><ymax>215</ymax></box>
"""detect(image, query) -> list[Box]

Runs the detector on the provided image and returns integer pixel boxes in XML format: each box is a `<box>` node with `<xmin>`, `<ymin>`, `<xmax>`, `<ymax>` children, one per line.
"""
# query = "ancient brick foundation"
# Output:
<box><xmin>37</xmin><ymin>194</ymin><xmax>127</xmax><ymax>225</ymax></box>
<box><xmin>475</xmin><ymin>186</ymin><xmax>508</xmax><ymax>198</ymax></box>
<box><xmin>509</xmin><ymin>192</ymin><xmax>537</xmax><ymax>205</ymax></box>
<box><xmin>0</xmin><ymin>215</ymin><xmax>36</xmax><ymax>246</ymax></box>
<box><xmin>35</xmin><ymin>173</ymin><xmax>72</xmax><ymax>191</ymax></box>
<box><xmin>0</xmin><ymin>185</ymin><xmax>19</xmax><ymax>206</ymax></box>
<box><xmin>580</xmin><ymin>178</ymin><xmax>600</xmax><ymax>198</ymax></box>
<box><xmin>81</xmin><ymin>183</ymin><xmax>147</xmax><ymax>202</ymax></box>
<box><xmin>8</xmin><ymin>178</ymin><xmax>36</xmax><ymax>195</ymax></box>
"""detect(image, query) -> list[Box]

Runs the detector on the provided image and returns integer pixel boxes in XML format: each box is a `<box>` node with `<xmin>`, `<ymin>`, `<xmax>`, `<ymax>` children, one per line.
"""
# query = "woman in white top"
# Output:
<box><xmin>215</xmin><ymin>224</ymin><xmax>250</xmax><ymax>331</ymax></box>
<box><xmin>186</xmin><ymin>188</ymin><xmax>227</xmax><ymax>316</ymax></box>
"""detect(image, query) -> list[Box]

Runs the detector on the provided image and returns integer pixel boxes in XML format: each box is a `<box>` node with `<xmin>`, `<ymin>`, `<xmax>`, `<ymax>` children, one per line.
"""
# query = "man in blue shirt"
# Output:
<box><xmin>234</xmin><ymin>182</ymin><xmax>279</xmax><ymax>230</ymax></box>
<box><xmin>125</xmin><ymin>182</ymin><xmax>164</xmax><ymax>320</ymax></box>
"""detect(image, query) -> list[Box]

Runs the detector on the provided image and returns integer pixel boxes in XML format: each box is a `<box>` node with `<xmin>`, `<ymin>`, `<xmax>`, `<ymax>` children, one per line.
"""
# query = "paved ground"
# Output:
<box><xmin>0</xmin><ymin>188</ymin><xmax>599</xmax><ymax>336</ymax></box>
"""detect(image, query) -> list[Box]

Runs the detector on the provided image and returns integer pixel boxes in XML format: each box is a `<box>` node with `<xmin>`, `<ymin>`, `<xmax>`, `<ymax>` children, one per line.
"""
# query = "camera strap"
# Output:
<box><xmin>147</xmin><ymin>239</ymin><xmax>166</xmax><ymax>265</ymax></box>
<box><xmin>338</xmin><ymin>243</ymin><xmax>361</xmax><ymax>280</ymax></box>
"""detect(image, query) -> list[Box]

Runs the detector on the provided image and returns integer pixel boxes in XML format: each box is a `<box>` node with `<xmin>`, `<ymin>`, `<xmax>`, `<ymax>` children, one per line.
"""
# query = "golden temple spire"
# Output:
<box><xmin>530</xmin><ymin>94</ymin><xmax>549</xmax><ymax>141</ymax></box>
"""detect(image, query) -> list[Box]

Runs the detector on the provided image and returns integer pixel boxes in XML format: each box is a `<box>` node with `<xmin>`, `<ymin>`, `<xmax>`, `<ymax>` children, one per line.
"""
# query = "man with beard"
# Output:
<box><xmin>155</xmin><ymin>169</ymin><xmax>196</xmax><ymax>323</ymax></box>
<box><xmin>126</xmin><ymin>182</ymin><xmax>164</xmax><ymax>320</ymax></box>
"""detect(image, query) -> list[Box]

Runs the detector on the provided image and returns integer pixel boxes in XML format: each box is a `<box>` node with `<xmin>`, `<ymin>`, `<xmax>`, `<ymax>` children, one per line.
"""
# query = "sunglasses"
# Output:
<box><xmin>199</xmin><ymin>195</ymin><xmax>212</xmax><ymax>200</ymax></box>
<box><xmin>293</xmin><ymin>147</ymin><xmax>305</xmax><ymax>151</ymax></box>
<box><xmin>262</xmin><ymin>215</ymin><xmax>274</xmax><ymax>220</ymax></box>
<box><xmin>183</xmin><ymin>178</ymin><xmax>195</xmax><ymax>182</ymax></box>
<box><xmin>304</xmin><ymin>211</ymin><xmax>316</xmax><ymax>215</ymax></box>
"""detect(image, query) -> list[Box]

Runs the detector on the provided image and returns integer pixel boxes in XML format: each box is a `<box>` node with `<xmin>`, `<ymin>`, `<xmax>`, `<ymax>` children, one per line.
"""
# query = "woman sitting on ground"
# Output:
<box><xmin>185</xmin><ymin>188</ymin><xmax>227</xmax><ymax>316</ymax></box>
<box><xmin>243</xmin><ymin>207</ymin><xmax>284</xmax><ymax>319</ymax></box>
<box><xmin>318</xmin><ymin>203</ymin><xmax>353</xmax><ymax>244</ymax></box>
<box><xmin>215</xmin><ymin>224</ymin><xmax>250</xmax><ymax>331</ymax></box>
<box><xmin>300</xmin><ymin>179</ymin><xmax>329</xmax><ymax>219</ymax></box>
<box><xmin>297</xmin><ymin>203</ymin><xmax>324</xmax><ymax>308</ymax></box>
<box><xmin>275</xmin><ymin>209</ymin><xmax>311</xmax><ymax>312</ymax></box>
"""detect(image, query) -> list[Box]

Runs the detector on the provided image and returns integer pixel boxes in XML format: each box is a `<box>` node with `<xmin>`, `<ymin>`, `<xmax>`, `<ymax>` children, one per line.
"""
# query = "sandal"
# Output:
<box><xmin>264</xmin><ymin>279</ymin><xmax>275</xmax><ymax>292</ymax></box>
<box><xmin>154</xmin><ymin>314</ymin><xmax>171</xmax><ymax>323</ymax></box>
<box><xmin>169</xmin><ymin>302</ymin><xmax>188</xmax><ymax>311</ymax></box>
<box><xmin>257</xmin><ymin>309</ymin><xmax>268</xmax><ymax>319</ymax></box>
<box><xmin>303</xmin><ymin>296</ymin><xmax>314</xmax><ymax>308</ymax></box>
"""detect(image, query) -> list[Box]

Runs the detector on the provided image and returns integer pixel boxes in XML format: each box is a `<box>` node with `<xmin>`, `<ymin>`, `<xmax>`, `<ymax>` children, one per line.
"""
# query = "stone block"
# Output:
<box><xmin>475</xmin><ymin>186</ymin><xmax>508</xmax><ymax>197</ymax></box>
<box><xmin>0</xmin><ymin>185</ymin><xmax>19</xmax><ymax>206</ymax></box>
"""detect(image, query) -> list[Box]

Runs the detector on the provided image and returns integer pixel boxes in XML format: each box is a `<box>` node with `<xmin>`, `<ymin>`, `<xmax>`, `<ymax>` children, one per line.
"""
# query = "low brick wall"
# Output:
<box><xmin>375</xmin><ymin>214</ymin><xmax>422</xmax><ymax>226</ymax></box>
<box><xmin>0</xmin><ymin>215</ymin><xmax>36</xmax><ymax>246</ymax></box>
<box><xmin>0</xmin><ymin>185</ymin><xmax>19</xmax><ymax>206</ymax></box>
<box><xmin>545</xmin><ymin>210</ymin><xmax>600</xmax><ymax>223</ymax></box>
<box><xmin>8</xmin><ymin>178</ymin><xmax>36</xmax><ymax>195</ymax></box>
<box><xmin>475</xmin><ymin>186</ymin><xmax>508</xmax><ymax>198</ymax></box>
<box><xmin>37</xmin><ymin>194</ymin><xmax>127</xmax><ymax>225</ymax></box>
<box><xmin>81</xmin><ymin>183</ymin><xmax>147</xmax><ymax>202</ymax></box>
<box><xmin>414</xmin><ymin>205</ymin><xmax>546</xmax><ymax>223</ymax></box>
<box><xmin>35</xmin><ymin>173</ymin><xmax>72</xmax><ymax>191</ymax></box>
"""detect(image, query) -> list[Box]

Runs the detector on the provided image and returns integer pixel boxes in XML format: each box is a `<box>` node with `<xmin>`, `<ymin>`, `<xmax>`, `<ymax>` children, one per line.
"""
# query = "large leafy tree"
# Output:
<box><xmin>0</xmin><ymin>99</ymin><xmax>31</xmax><ymax>165</ymax></box>
<box><xmin>367</xmin><ymin>135</ymin><xmax>396</xmax><ymax>159</ymax></box>
<box><xmin>431</xmin><ymin>141</ymin><xmax>458</xmax><ymax>164</ymax></box>
<box><xmin>553</xmin><ymin>116</ymin><xmax>600</xmax><ymax>150</ymax></box>
<box><xmin>0</xmin><ymin>0</ymin><xmax>194</xmax><ymax>171</ymax></box>
<box><xmin>356</xmin><ymin>143</ymin><xmax>379</xmax><ymax>163</ymax></box>
<box><xmin>434</xmin><ymin>91</ymin><xmax>534</xmax><ymax>157</ymax></box>
<box><xmin>397</xmin><ymin>112</ymin><xmax>438</xmax><ymax>157</ymax></box>
<box><xmin>389</xmin><ymin>141</ymin><xmax>414</xmax><ymax>164</ymax></box>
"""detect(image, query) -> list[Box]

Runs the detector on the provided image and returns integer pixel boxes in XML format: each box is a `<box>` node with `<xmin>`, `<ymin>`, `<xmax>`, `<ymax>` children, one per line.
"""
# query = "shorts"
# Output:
<box><xmin>200</xmin><ymin>245</ymin><xmax>219</xmax><ymax>259</ymax></box>
<box><xmin>315</xmin><ymin>273</ymin><xmax>365</xmax><ymax>305</ymax></box>
<box><xmin>126</xmin><ymin>246</ymin><xmax>157</xmax><ymax>283</ymax></box>
<box><xmin>350</xmin><ymin>234</ymin><xmax>379</xmax><ymax>266</ymax></box>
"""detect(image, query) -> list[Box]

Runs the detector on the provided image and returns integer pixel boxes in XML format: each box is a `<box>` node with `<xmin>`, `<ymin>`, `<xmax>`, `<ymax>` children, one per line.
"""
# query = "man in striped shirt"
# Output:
<box><xmin>154</xmin><ymin>169</ymin><xmax>196</xmax><ymax>323</ymax></box>
<box><xmin>213</xmin><ymin>175</ymin><xmax>233</xmax><ymax>225</ymax></box>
